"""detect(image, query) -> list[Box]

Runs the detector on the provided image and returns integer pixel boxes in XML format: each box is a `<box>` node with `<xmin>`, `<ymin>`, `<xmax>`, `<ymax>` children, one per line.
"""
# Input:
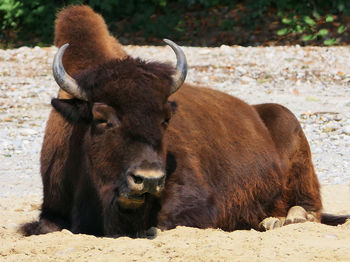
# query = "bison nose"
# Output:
<box><xmin>126</xmin><ymin>169</ymin><xmax>165</xmax><ymax>195</ymax></box>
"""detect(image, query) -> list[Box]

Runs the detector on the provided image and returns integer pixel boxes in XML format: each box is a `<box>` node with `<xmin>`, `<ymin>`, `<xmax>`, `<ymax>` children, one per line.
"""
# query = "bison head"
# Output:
<box><xmin>51</xmin><ymin>40</ymin><xmax>187</xmax><ymax>235</ymax></box>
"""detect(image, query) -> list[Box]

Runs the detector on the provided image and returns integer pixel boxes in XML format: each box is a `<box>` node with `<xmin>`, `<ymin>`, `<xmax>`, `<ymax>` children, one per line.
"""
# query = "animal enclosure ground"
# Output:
<box><xmin>0</xmin><ymin>45</ymin><xmax>350</xmax><ymax>261</ymax></box>
<box><xmin>0</xmin><ymin>185</ymin><xmax>349</xmax><ymax>261</ymax></box>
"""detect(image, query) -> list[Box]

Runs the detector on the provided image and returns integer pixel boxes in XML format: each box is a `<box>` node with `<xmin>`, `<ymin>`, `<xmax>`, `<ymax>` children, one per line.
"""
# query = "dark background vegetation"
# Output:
<box><xmin>0</xmin><ymin>0</ymin><xmax>349</xmax><ymax>48</ymax></box>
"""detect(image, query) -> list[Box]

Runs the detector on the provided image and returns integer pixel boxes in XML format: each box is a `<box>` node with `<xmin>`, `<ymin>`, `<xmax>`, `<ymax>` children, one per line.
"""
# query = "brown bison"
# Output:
<box><xmin>21</xmin><ymin>6</ymin><xmax>349</xmax><ymax>237</ymax></box>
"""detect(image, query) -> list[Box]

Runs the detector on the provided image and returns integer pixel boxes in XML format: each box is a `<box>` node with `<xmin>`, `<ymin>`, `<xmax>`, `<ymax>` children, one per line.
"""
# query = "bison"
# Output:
<box><xmin>21</xmin><ymin>6</ymin><xmax>349</xmax><ymax>237</ymax></box>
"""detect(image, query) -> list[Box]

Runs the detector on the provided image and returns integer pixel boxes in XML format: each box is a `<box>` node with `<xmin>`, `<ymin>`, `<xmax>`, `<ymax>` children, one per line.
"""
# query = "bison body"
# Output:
<box><xmin>21</xmin><ymin>6</ymin><xmax>348</xmax><ymax>237</ymax></box>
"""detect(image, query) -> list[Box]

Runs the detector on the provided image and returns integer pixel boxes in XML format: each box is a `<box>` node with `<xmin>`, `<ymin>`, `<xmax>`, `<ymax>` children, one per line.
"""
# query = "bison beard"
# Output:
<box><xmin>20</xmin><ymin>5</ymin><xmax>350</xmax><ymax>237</ymax></box>
<box><xmin>69</xmin><ymin>166</ymin><xmax>161</xmax><ymax>237</ymax></box>
<box><xmin>103</xmin><ymin>194</ymin><xmax>160</xmax><ymax>237</ymax></box>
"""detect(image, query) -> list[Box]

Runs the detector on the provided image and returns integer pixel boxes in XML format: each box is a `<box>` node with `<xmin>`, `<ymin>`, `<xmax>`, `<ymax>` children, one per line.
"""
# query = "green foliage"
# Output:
<box><xmin>0</xmin><ymin>0</ymin><xmax>82</xmax><ymax>47</ymax></box>
<box><xmin>338</xmin><ymin>25</ymin><xmax>347</xmax><ymax>34</ymax></box>
<box><xmin>276</xmin><ymin>11</ymin><xmax>347</xmax><ymax>46</ymax></box>
<box><xmin>220</xmin><ymin>19</ymin><xmax>236</xmax><ymax>31</ymax></box>
<box><xmin>270</xmin><ymin>0</ymin><xmax>350</xmax><ymax>45</ymax></box>
<box><xmin>0</xmin><ymin>0</ymin><xmax>23</xmax><ymax>30</ymax></box>
<box><xmin>0</xmin><ymin>0</ymin><xmax>349</xmax><ymax>47</ymax></box>
<box><xmin>323</xmin><ymin>38</ymin><xmax>337</xmax><ymax>45</ymax></box>
<box><xmin>325</xmin><ymin>14</ymin><xmax>334</xmax><ymax>23</ymax></box>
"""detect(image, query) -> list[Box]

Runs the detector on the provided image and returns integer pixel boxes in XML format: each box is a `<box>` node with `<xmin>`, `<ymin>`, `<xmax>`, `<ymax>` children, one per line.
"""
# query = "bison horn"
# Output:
<box><xmin>163</xmin><ymin>39</ymin><xmax>187</xmax><ymax>95</ymax></box>
<box><xmin>52</xmin><ymin>43</ymin><xmax>88</xmax><ymax>101</ymax></box>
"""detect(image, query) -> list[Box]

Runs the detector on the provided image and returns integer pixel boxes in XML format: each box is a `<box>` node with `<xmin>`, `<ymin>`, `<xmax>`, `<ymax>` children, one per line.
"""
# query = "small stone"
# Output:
<box><xmin>323</xmin><ymin>126</ymin><xmax>338</xmax><ymax>133</ymax></box>
<box><xmin>61</xmin><ymin>229</ymin><xmax>73</xmax><ymax>235</ymax></box>
<box><xmin>20</xmin><ymin>129</ymin><xmax>37</xmax><ymax>136</ymax></box>
<box><xmin>219</xmin><ymin>45</ymin><xmax>231</xmax><ymax>52</ymax></box>
<box><xmin>342</xmin><ymin>126</ymin><xmax>350</xmax><ymax>135</ymax></box>
<box><xmin>312</xmin><ymin>147</ymin><xmax>323</xmax><ymax>154</ymax></box>
<box><xmin>56</xmin><ymin>247</ymin><xmax>74</xmax><ymax>255</ymax></box>
<box><xmin>306</xmin><ymin>96</ymin><xmax>320</xmax><ymax>102</ymax></box>
<box><xmin>198</xmin><ymin>49</ymin><xmax>210</xmax><ymax>55</ymax></box>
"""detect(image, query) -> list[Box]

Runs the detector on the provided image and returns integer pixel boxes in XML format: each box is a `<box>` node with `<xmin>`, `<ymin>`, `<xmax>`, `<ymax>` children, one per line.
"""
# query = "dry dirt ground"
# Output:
<box><xmin>0</xmin><ymin>45</ymin><xmax>350</xmax><ymax>261</ymax></box>
<box><xmin>0</xmin><ymin>185</ymin><xmax>349</xmax><ymax>262</ymax></box>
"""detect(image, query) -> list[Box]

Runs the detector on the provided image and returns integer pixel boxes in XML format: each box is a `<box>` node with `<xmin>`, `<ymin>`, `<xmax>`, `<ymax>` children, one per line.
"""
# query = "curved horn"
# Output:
<box><xmin>163</xmin><ymin>39</ymin><xmax>187</xmax><ymax>95</ymax></box>
<box><xmin>52</xmin><ymin>43</ymin><xmax>88</xmax><ymax>101</ymax></box>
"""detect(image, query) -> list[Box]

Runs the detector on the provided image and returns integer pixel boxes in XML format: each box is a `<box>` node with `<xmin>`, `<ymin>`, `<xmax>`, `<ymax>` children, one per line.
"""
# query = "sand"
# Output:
<box><xmin>0</xmin><ymin>184</ymin><xmax>349</xmax><ymax>262</ymax></box>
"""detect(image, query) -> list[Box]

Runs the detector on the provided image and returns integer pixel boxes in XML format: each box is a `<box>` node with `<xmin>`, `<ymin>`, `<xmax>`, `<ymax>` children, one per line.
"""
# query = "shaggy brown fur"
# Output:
<box><xmin>54</xmin><ymin>5</ymin><xmax>126</xmax><ymax>99</ymax></box>
<box><xmin>36</xmin><ymin>5</ymin><xmax>127</xmax><ymax>235</ymax></box>
<box><xmin>20</xmin><ymin>5</ymin><xmax>349</xmax><ymax>237</ymax></box>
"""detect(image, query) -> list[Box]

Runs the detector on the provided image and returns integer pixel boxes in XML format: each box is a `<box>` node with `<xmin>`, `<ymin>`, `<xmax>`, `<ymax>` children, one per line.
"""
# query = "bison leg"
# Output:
<box><xmin>19</xmin><ymin>218</ymin><xmax>63</xmax><ymax>236</ymax></box>
<box><xmin>259</xmin><ymin>205</ymin><xmax>319</xmax><ymax>231</ymax></box>
<box><xmin>284</xmin><ymin>205</ymin><xmax>307</xmax><ymax>225</ymax></box>
<box><xmin>254</xmin><ymin>103</ymin><xmax>322</xmax><ymax>216</ymax></box>
<box><xmin>258</xmin><ymin>217</ymin><xmax>284</xmax><ymax>231</ymax></box>
<box><xmin>284</xmin><ymin>205</ymin><xmax>319</xmax><ymax>225</ymax></box>
<box><xmin>27</xmin><ymin>110</ymin><xmax>87</xmax><ymax>236</ymax></box>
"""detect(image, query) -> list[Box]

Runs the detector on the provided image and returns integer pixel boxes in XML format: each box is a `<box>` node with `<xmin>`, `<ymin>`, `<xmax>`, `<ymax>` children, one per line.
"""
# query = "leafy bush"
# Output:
<box><xmin>271</xmin><ymin>1</ymin><xmax>349</xmax><ymax>45</ymax></box>
<box><xmin>0</xmin><ymin>0</ymin><xmax>82</xmax><ymax>47</ymax></box>
<box><xmin>0</xmin><ymin>0</ymin><xmax>349</xmax><ymax>47</ymax></box>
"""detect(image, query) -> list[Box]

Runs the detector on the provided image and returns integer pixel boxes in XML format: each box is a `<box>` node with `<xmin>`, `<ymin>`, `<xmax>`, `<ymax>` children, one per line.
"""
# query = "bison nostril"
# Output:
<box><xmin>130</xmin><ymin>173</ymin><xmax>144</xmax><ymax>185</ymax></box>
<box><xmin>127</xmin><ymin>169</ymin><xmax>165</xmax><ymax>194</ymax></box>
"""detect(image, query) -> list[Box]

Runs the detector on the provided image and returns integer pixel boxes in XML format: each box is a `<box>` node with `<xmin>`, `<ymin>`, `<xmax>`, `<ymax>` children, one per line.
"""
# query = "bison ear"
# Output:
<box><xmin>51</xmin><ymin>98</ymin><xmax>92</xmax><ymax>123</ymax></box>
<box><xmin>92</xmin><ymin>103</ymin><xmax>120</xmax><ymax>130</ymax></box>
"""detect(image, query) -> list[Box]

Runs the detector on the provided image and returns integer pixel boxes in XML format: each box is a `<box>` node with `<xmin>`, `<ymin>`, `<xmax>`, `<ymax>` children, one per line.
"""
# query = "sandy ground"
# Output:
<box><xmin>0</xmin><ymin>184</ymin><xmax>349</xmax><ymax>262</ymax></box>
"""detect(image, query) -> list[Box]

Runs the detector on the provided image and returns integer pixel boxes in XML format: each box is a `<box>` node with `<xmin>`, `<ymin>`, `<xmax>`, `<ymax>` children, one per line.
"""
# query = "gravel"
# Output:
<box><xmin>0</xmin><ymin>45</ymin><xmax>349</xmax><ymax>196</ymax></box>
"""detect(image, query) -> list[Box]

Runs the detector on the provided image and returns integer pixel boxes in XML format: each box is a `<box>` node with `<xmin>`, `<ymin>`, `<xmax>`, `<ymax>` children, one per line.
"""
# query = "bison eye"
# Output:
<box><xmin>162</xmin><ymin>118</ymin><xmax>170</xmax><ymax>128</ymax></box>
<box><xmin>95</xmin><ymin>119</ymin><xmax>113</xmax><ymax>129</ymax></box>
